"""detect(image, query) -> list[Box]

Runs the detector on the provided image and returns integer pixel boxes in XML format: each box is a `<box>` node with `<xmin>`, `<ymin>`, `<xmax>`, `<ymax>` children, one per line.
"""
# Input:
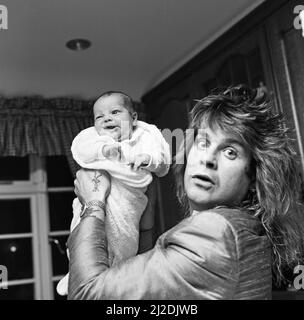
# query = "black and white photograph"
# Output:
<box><xmin>0</xmin><ymin>0</ymin><xmax>304</xmax><ymax>303</ymax></box>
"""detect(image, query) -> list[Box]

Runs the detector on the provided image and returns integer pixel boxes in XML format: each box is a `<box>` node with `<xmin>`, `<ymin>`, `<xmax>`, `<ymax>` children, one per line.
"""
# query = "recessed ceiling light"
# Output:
<box><xmin>66</xmin><ymin>39</ymin><xmax>91</xmax><ymax>51</ymax></box>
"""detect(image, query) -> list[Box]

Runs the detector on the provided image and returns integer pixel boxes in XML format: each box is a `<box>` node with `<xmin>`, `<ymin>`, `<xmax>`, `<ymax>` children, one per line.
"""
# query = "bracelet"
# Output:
<box><xmin>80</xmin><ymin>200</ymin><xmax>106</xmax><ymax>218</ymax></box>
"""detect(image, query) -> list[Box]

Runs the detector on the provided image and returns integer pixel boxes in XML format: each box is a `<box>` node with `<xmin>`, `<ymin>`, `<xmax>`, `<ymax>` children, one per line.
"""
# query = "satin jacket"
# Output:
<box><xmin>67</xmin><ymin>208</ymin><xmax>272</xmax><ymax>300</ymax></box>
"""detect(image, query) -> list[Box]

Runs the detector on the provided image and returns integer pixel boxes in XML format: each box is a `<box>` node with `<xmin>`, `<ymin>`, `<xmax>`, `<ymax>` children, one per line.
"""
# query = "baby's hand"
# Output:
<box><xmin>129</xmin><ymin>153</ymin><xmax>151</xmax><ymax>171</ymax></box>
<box><xmin>102</xmin><ymin>143</ymin><xmax>122</xmax><ymax>160</ymax></box>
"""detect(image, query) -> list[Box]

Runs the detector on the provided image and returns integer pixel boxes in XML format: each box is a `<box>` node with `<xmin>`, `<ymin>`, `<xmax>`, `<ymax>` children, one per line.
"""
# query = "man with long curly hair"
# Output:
<box><xmin>66</xmin><ymin>85</ymin><xmax>304</xmax><ymax>299</ymax></box>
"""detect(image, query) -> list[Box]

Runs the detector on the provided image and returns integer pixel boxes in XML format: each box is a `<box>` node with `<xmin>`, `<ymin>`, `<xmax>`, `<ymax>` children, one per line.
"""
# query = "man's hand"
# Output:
<box><xmin>129</xmin><ymin>153</ymin><xmax>151</xmax><ymax>171</ymax></box>
<box><xmin>74</xmin><ymin>169</ymin><xmax>111</xmax><ymax>205</ymax></box>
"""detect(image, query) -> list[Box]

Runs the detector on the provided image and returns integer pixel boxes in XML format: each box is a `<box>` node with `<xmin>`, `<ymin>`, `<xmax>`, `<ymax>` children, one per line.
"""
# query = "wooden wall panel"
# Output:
<box><xmin>266</xmin><ymin>0</ymin><xmax>304</xmax><ymax>173</ymax></box>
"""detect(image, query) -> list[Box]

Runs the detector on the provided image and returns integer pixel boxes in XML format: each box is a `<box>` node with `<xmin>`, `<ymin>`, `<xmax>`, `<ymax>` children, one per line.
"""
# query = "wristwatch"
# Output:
<box><xmin>80</xmin><ymin>200</ymin><xmax>106</xmax><ymax>219</ymax></box>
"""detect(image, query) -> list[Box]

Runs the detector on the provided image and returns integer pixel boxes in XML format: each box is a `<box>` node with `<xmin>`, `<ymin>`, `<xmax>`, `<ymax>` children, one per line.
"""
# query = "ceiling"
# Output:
<box><xmin>0</xmin><ymin>0</ymin><xmax>265</xmax><ymax>101</ymax></box>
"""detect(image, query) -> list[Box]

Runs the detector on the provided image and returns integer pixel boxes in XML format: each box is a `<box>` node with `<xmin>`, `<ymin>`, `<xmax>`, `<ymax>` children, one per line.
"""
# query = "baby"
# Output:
<box><xmin>57</xmin><ymin>91</ymin><xmax>171</xmax><ymax>295</ymax></box>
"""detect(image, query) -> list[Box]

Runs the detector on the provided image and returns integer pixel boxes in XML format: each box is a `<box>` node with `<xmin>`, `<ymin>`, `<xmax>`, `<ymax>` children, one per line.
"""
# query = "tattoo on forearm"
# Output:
<box><xmin>92</xmin><ymin>171</ymin><xmax>103</xmax><ymax>192</ymax></box>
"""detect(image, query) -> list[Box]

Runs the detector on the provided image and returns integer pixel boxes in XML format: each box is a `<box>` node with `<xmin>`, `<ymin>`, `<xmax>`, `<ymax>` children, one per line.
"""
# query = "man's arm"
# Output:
<box><xmin>67</xmin><ymin>211</ymin><xmax>239</xmax><ymax>300</ymax></box>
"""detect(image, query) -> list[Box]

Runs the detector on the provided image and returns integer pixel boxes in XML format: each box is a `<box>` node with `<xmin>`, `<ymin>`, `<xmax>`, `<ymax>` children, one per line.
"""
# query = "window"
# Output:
<box><xmin>0</xmin><ymin>155</ymin><xmax>74</xmax><ymax>300</ymax></box>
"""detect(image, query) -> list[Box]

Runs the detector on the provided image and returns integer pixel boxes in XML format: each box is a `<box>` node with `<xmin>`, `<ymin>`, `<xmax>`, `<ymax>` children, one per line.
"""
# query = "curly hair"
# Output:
<box><xmin>173</xmin><ymin>84</ymin><xmax>304</xmax><ymax>284</ymax></box>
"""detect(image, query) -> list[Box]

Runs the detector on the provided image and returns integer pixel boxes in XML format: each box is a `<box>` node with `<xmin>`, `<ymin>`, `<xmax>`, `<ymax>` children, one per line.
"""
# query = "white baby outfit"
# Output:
<box><xmin>56</xmin><ymin>121</ymin><xmax>170</xmax><ymax>295</ymax></box>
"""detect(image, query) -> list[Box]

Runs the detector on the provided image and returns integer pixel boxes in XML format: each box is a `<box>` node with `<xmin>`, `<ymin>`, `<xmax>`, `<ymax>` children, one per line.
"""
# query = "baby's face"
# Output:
<box><xmin>93</xmin><ymin>94</ymin><xmax>137</xmax><ymax>141</ymax></box>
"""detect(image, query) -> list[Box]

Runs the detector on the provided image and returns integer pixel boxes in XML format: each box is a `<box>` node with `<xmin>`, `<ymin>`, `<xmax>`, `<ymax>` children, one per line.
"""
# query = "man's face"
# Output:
<box><xmin>184</xmin><ymin>125</ymin><xmax>252</xmax><ymax>212</ymax></box>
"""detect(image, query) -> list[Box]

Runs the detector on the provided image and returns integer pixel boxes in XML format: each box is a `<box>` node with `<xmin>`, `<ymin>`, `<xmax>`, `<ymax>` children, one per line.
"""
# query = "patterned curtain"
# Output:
<box><xmin>0</xmin><ymin>96</ymin><xmax>145</xmax><ymax>176</ymax></box>
<box><xmin>0</xmin><ymin>96</ymin><xmax>94</xmax><ymax>175</ymax></box>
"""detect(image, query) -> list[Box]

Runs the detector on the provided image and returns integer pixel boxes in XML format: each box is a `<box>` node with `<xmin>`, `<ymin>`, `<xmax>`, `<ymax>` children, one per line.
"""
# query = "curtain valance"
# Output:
<box><xmin>0</xmin><ymin>96</ymin><xmax>93</xmax><ymax>160</ymax></box>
